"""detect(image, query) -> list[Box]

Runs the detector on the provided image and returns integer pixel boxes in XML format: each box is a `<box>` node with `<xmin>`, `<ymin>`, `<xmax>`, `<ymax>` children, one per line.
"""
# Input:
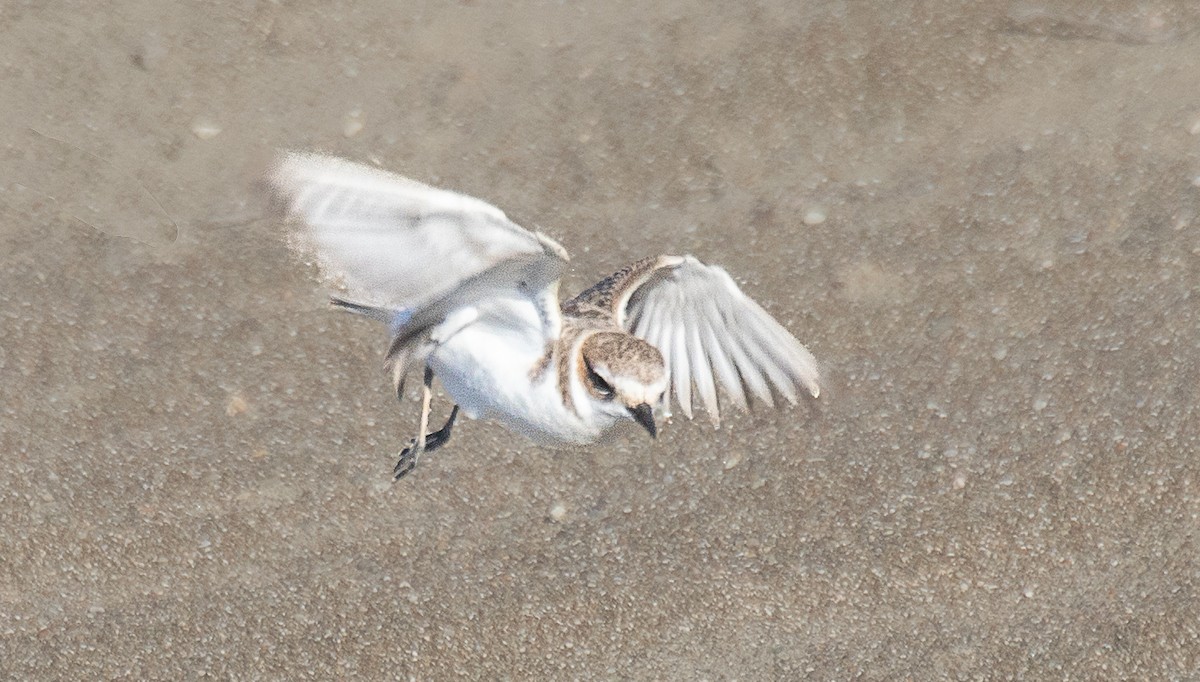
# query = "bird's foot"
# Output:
<box><xmin>393</xmin><ymin>442</ymin><xmax>422</xmax><ymax>480</ymax></box>
<box><xmin>393</xmin><ymin>406</ymin><xmax>460</xmax><ymax>480</ymax></box>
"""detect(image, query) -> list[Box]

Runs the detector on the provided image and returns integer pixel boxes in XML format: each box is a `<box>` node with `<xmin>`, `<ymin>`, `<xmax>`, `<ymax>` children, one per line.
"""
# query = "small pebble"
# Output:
<box><xmin>549</xmin><ymin>503</ymin><xmax>567</xmax><ymax>522</ymax></box>
<box><xmin>191</xmin><ymin>118</ymin><xmax>222</xmax><ymax>139</ymax></box>
<box><xmin>225</xmin><ymin>394</ymin><xmax>248</xmax><ymax>416</ymax></box>
<box><xmin>343</xmin><ymin>109</ymin><xmax>364</xmax><ymax>138</ymax></box>
<box><xmin>803</xmin><ymin>208</ymin><xmax>827</xmax><ymax>226</ymax></box>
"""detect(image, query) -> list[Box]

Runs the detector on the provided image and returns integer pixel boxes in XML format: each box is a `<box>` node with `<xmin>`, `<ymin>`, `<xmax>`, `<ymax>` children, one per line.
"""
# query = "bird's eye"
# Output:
<box><xmin>584</xmin><ymin>359</ymin><xmax>614</xmax><ymax>398</ymax></box>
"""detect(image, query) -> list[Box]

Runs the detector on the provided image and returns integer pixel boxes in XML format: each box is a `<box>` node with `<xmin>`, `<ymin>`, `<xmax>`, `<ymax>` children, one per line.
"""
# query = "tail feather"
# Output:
<box><xmin>330</xmin><ymin>296</ymin><xmax>393</xmax><ymax>323</ymax></box>
<box><xmin>331</xmin><ymin>296</ymin><xmax>420</xmax><ymax>399</ymax></box>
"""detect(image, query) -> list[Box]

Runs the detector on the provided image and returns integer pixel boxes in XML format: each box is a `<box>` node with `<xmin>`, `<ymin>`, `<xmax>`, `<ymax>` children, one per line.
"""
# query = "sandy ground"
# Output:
<box><xmin>3</xmin><ymin>1</ymin><xmax>1200</xmax><ymax>679</ymax></box>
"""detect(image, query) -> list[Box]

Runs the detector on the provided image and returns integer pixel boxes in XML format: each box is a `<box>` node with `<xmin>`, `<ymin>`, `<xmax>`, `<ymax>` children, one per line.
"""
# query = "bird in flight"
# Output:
<box><xmin>268</xmin><ymin>153</ymin><xmax>821</xmax><ymax>479</ymax></box>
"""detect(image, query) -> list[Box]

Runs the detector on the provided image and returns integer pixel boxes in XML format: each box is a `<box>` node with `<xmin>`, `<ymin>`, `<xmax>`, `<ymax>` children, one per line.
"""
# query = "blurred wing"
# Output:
<box><xmin>582</xmin><ymin>255</ymin><xmax>820</xmax><ymax>426</ymax></box>
<box><xmin>267</xmin><ymin>152</ymin><xmax>569</xmax><ymax>307</ymax></box>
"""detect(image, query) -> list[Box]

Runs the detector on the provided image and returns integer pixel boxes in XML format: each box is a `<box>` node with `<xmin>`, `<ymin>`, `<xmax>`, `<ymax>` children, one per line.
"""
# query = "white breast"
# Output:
<box><xmin>425</xmin><ymin>300</ymin><xmax>609</xmax><ymax>445</ymax></box>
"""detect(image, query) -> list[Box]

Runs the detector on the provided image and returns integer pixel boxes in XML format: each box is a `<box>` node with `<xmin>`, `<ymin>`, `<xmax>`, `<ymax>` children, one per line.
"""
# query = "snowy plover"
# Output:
<box><xmin>268</xmin><ymin>153</ymin><xmax>820</xmax><ymax>478</ymax></box>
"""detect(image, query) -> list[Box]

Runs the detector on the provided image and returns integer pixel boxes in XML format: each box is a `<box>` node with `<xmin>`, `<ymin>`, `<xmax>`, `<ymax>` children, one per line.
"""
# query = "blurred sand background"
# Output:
<box><xmin>3</xmin><ymin>1</ymin><xmax>1199</xmax><ymax>678</ymax></box>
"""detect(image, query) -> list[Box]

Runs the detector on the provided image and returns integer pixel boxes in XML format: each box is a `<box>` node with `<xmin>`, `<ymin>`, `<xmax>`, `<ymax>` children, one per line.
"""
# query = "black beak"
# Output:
<box><xmin>629</xmin><ymin>403</ymin><xmax>657</xmax><ymax>439</ymax></box>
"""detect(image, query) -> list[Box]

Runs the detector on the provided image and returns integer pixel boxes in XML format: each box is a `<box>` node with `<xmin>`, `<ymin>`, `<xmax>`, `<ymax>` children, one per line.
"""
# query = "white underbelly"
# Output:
<box><xmin>427</xmin><ymin>325</ymin><xmax>608</xmax><ymax>445</ymax></box>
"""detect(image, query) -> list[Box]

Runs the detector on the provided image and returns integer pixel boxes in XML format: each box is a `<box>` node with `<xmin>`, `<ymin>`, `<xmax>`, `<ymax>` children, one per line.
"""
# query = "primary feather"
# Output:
<box><xmin>269</xmin><ymin>152</ymin><xmax>567</xmax><ymax>308</ymax></box>
<box><xmin>575</xmin><ymin>255</ymin><xmax>821</xmax><ymax>426</ymax></box>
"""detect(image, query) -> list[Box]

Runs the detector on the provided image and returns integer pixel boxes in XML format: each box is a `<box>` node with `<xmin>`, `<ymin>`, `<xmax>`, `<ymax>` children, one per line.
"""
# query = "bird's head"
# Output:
<box><xmin>578</xmin><ymin>331</ymin><xmax>667</xmax><ymax>438</ymax></box>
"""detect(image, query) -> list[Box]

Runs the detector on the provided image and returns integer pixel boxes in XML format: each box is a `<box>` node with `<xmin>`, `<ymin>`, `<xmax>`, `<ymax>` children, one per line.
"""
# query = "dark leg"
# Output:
<box><xmin>393</xmin><ymin>368</ymin><xmax>460</xmax><ymax>480</ymax></box>
<box><xmin>423</xmin><ymin>405</ymin><xmax>460</xmax><ymax>453</ymax></box>
<box><xmin>393</xmin><ymin>367</ymin><xmax>434</xmax><ymax>480</ymax></box>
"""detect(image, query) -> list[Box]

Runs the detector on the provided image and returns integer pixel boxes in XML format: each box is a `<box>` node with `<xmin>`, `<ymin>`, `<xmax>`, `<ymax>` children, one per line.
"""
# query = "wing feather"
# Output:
<box><xmin>268</xmin><ymin>152</ymin><xmax>568</xmax><ymax>308</ymax></box>
<box><xmin>699</xmin><ymin>310</ymin><xmax>748</xmax><ymax>413</ymax></box>
<box><xmin>609</xmin><ymin>255</ymin><xmax>819</xmax><ymax>425</ymax></box>
<box><xmin>687</xmin><ymin>321</ymin><xmax>720</xmax><ymax>424</ymax></box>
<box><xmin>705</xmin><ymin>294</ymin><xmax>773</xmax><ymax>406</ymax></box>
<box><xmin>637</xmin><ymin>294</ymin><xmax>674</xmax><ymax>416</ymax></box>
<box><xmin>744</xmin><ymin>326</ymin><xmax>800</xmax><ymax>403</ymax></box>
<box><xmin>669</xmin><ymin>291</ymin><xmax>693</xmax><ymax>419</ymax></box>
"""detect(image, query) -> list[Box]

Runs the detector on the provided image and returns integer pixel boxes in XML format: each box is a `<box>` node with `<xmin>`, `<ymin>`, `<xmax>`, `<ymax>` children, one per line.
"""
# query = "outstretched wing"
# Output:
<box><xmin>566</xmin><ymin>255</ymin><xmax>820</xmax><ymax>425</ymax></box>
<box><xmin>267</xmin><ymin>152</ymin><xmax>570</xmax><ymax>308</ymax></box>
